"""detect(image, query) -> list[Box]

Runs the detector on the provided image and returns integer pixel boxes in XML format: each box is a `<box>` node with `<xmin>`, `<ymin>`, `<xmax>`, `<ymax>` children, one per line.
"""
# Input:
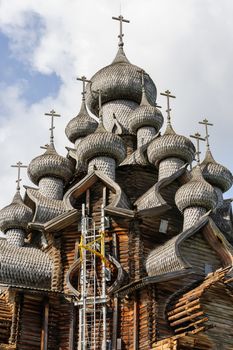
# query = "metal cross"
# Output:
<box><xmin>199</xmin><ymin>118</ymin><xmax>213</xmax><ymax>149</ymax></box>
<box><xmin>190</xmin><ymin>132</ymin><xmax>205</xmax><ymax>164</ymax></box>
<box><xmin>76</xmin><ymin>76</ymin><xmax>91</xmax><ymax>100</ymax></box>
<box><xmin>112</xmin><ymin>15</ymin><xmax>130</xmax><ymax>46</ymax></box>
<box><xmin>160</xmin><ymin>90</ymin><xmax>176</xmax><ymax>124</ymax></box>
<box><xmin>11</xmin><ymin>161</ymin><xmax>27</xmax><ymax>191</ymax></box>
<box><xmin>44</xmin><ymin>109</ymin><xmax>61</xmax><ymax>144</ymax></box>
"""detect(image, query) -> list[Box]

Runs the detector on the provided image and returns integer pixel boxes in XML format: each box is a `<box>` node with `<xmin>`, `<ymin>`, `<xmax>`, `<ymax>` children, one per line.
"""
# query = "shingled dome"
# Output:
<box><xmin>0</xmin><ymin>192</ymin><xmax>33</xmax><ymax>233</ymax></box>
<box><xmin>65</xmin><ymin>100</ymin><xmax>98</xmax><ymax>144</ymax></box>
<box><xmin>147</xmin><ymin>124</ymin><xmax>195</xmax><ymax>165</ymax></box>
<box><xmin>200</xmin><ymin>149</ymin><xmax>233</xmax><ymax>193</ymax></box>
<box><xmin>77</xmin><ymin>123</ymin><xmax>126</xmax><ymax>165</ymax></box>
<box><xmin>28</xmin><ymin>143</ymin><xmax>74</xmax><ymax>186</ymax></box>
<box><xmin>85</xmin><ymin>47</ymin><xmax>157</xmax><ymax>115</ymax></box>
<box><xmin>175</xmin><ymin>166</ymin><xmax>218</xmax><ymax>212</ymax></box>
<box><xmin>129</xmin><ymin>89</ymin><xmax>164</xmax><ymax>134</ymax></box>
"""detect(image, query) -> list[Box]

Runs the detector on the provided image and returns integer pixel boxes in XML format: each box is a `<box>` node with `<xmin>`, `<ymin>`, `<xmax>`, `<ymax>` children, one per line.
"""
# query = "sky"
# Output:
<box><xmin>0</xmin><ymin>0</ymin><xmax>233</xmax><ymax>212</ymax></box>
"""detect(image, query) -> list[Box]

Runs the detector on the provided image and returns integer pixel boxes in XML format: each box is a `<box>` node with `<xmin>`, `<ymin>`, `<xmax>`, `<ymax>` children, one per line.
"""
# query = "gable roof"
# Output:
<box><xmin>146</xmin><ymin>215</ymin><xmax>233</xmax><ymax>278</ymax></box>
<box><xmin>64</xmin><ymin>170</ymin><xmax>134</xmax><ymax>218</ymax></box>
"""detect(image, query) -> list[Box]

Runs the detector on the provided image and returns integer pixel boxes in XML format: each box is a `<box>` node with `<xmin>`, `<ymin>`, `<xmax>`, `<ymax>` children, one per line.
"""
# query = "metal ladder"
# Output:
<box><xmin>78</xmin><ymin>204</ymin><xmax>108</xmax><ymax>350</ymax></box>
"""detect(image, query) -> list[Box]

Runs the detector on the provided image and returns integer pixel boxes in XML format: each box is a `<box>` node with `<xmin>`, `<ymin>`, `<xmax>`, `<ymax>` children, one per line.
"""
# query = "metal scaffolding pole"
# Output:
<box><xmin>78</xmin><ymin>200</ymin><xmax>108</xmax><ymax>350</ymax></box>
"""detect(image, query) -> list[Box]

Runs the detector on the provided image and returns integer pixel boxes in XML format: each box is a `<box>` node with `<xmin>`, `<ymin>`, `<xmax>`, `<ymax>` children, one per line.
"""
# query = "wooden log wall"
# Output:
<box><xmin>155</xmin><ymin>273</ymin><xmax>203</xmax><ymax>341</ymax></box>
<box><xmin>58</xmin><ymin>303</ymin><xmax>78</xmax><ymax>350</ymax></box>
<box><xmin>44</xmin><ymin>233</ymin><xmax>63</xmax><ymax>291</ymax></box>
<box><xmin>17</xmin><ymin>293</ymin><xmax>43</xmax><ymax>350</ymax></box>
<box><xmin>118</xmin><ymin>298</ymin><xmax>134</xmax><ymax>349</ymax></box>
<box><xmin>111</xmin><ymin>220</ymin><xmax>130</xmax><ymax>275</ymax></box>
<box><xmin>59</xmin><ymin>226</ymin><xmax>79</xmax><ymax>294</ymax></box>
<box><xmin>116</xmin><ymin>166</ymin><xmax>157</xmax><ymax>204</ymax></box>
<box><xmin>160</xmin><ymin>181</ymin><xmax>179</xmax><ymax>208</ymax></box>
<box><xmin>179</xmin><ymin>233</ymin><xmax>222</xmax><ymax>275</ymax></box>
<box><xmin>47</xmin><ymin>295</ymin><xmax>60</xmax><ymax>350</ymax></box>
<box><xmin>128</xmin><ymin>222</ymin><xmax>145</xmax><ymax>281</ymax></box>
<box><xmin>138</xmin><ymin>287</ymin><xmax>157</xmax><ymax>350</ymax></box>
<box><xmin>0</xmin><ymin>291</ymin><xmax>14</xmax><ymax>345</ymax></box>
<box><xmin>177</xmin><ymin>333</ymin><xmax>213</xmax><ymax>350</ymax></box>
<box><xmin>201</xmin><ymin>283</ymin><xmax>233</xmax><ymax>348</ymax></box>
<box><xmin>152</xmin><ymin>338</ymin><xmax>178</xmax><ymax>350</ymax></box>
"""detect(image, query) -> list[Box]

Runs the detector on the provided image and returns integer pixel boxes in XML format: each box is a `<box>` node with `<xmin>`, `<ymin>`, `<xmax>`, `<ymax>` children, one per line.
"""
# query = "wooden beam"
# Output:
<box><xmin>69</xmin><ymin>303</ymin><xmax>76</xmax><ymax>350</ymax></box>
<box><xmin>41</xmin><ymin>298</ymin><xmax>49</xmax><ymax>350</ymax></box>
<box><xmin>112</xmin><ymin>297</ymin><xmax>119</xmax><ymax>350</ymax></box>
<box><xmin>133</xmin><ymin>293</ymin><xmax>139</xmax><ymax>350</ymax></box>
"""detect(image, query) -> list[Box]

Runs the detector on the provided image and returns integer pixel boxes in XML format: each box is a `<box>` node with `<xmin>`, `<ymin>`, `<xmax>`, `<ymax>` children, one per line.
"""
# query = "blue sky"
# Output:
<box><xmin>0</xmin><ymin>0</ymin><xmax>233</xmax><ymax>212</ymax></box>
<box><xmin>0</xmin><ymin>33</ymin><xmax>61</xmax><ymax>105</ymax></box>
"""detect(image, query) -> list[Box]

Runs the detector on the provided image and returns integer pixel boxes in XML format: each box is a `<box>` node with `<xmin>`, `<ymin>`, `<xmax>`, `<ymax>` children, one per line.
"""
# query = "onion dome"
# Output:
<box><xmin>147</xmin><ymin>123</ymin><xmax>195</xmax><ymax>166</ymax></box>
<box><xmin>129</xmin><ymin>75</ymin><xmax>164</xmax><ymax>134</ymax></box>
<box><xmin>86</xmin><ymin>46</ymin><xmax>157</xmax><ymax>115</ymax></box>
<box><xmin>28</xmin><ymin>143</ymin><xmax>74</xmax><ymax>186</ymax></box>
<box><xmin>200</xmin><ymin>148</ymin><xmax>233</xmax><ymax>193</ymax></box>
<box><xmin>197</xmin><ymin>118</ymin><xmax>233</xmax><ymax>193</ymax></box>
<box><xmin>175</xmin><ymin>166</ymin><xmax>218</xmax><ymax>213</ymax></box>
<box><xmin>77</xmin><ymin>121</ymin><xmax>126</xmax><ymax>165</ymax></box>
<box><xmin>0</xmin><ymin>191</ymin><xmax>33</xmax><ymax>232</ymax></box>
<box><xmin>65</xmin><ymin>100</ymin><xmax>98</xmax><ymax>143</ymax></box>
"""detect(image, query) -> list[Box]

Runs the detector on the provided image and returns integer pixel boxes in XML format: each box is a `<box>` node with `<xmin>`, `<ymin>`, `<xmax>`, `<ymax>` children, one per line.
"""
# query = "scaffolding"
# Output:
<box><xmin>78</xmin><ymin>203</ymin><xmax>108</xmax><ymax>350</ymax></box>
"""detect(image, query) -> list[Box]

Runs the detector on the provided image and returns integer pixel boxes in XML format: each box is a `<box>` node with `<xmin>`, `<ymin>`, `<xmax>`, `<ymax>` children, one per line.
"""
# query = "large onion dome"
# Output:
<box><xmin>200</xmin><ymin>148</ymin><xmax>233</xmax><ymax>193</ymax></box>
<box><xmin>129</xmin><ymin>86</ymin><xmax>164</xmax><ymax>134</ymax></box>
<box><xmin>65</xmin><ymin>99</ymin><xmax>98</xmax><ymax>144</ymax></box>
<box><xmin>175</xmin><ymin>166</ymin><xmax>218</xmax><ymax>213</ymax></box>
<box><xmin>0</xmin><ymin>192</ymin><xmax>33</xmax><ymax>232</ymax></box>
<box><xmin>77</xmin><ymin>122</ymin><xmax>126</xmax><ymax>165</ymax></box>
<box><xmin>28</xmin><ymin>143</ymin><xmax>74</xmax><ymax>186</ymax></box>
<box><xmin>86</xmin><ymin>47</ymin><xmax>157</xmax><ymax>115</ymax></box>
<box><xmin>147</xmin><ymin>123</ymin><xmax>195</xmax><ymax>165</ymax></box>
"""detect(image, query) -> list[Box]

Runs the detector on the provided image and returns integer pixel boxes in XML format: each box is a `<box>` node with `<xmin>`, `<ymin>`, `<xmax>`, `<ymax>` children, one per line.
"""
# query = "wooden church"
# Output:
<box><xmin>0</xmin><ymin>14</ymin><xmax>233</xmax><ymax>350</ymax></box>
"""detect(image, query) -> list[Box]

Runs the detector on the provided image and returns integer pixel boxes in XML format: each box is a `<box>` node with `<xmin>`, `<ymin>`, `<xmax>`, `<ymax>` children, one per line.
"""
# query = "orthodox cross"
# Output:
<box><xmin>44</xmin><ymin>109</ymin><xmax>61</xmax><ymax>145</ymax></box>
<box><xmin>199</xmin><ymin>118</ymin><xmax>213</xmax><ymax>149</ymax></box>
<box><xmin>160</xmin><ymin>90</ymin><xmax>176</xmax><ymax>124</ymax></box>
<box><xmin>11</xmin><ymin>161</ymin><xmax>27</xmax><ymax>192</ymax></box>
<box><xmin>190</xmin><ymin>132</ymin><xmax>205</xmax><ymax>164</ymax></box>
<box><xmin>76</xmin><ymin>76</ymin><xmax>91</xmax><ymax>100</ymax></box>
<box><xmin>112</xmin><ymin>15</ymin><xmax>130</xmax><ymax>46</ymax></box>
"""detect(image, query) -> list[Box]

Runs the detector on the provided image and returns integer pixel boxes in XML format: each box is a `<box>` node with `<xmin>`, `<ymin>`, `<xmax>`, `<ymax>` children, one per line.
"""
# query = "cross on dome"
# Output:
<box><xmin>44</xmin><ymin>109</ymin><xmax>61</xmax><ymax>145</ymax></box>
<box><xmin>199</xmin><ymin>118</ymin><xmax>213</xmax><ymax>149</ymax></box>
<box><xmin>190</xmin><ymin>132</ymin><xmax>205</xmax><ymax>164</ymax></box>
<box><xmin>160</xmin><ymin>90</ymin><xmax>176</xmax><ymax>125</ymax></box>
<box><xmin>77</xmin><ymin>76</ymin><xmax>91</xmax><ymax>100</ymax></box>
<box><xmin>112</xmin><ymin>14</ymin><xmax>130</xmax><ymax>47</ymax></box>
<box><xmin>11</xmin><ymin>161</ymin><xmax>27</xmax><ymax>192</ymax></box>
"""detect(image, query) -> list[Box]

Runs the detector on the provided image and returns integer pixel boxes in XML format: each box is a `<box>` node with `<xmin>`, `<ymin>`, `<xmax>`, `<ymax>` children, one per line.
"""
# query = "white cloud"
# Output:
<box><xmin>0</xmin><ymin>0</ymin><xmax>233</xmax><ymax>213</ymax></box>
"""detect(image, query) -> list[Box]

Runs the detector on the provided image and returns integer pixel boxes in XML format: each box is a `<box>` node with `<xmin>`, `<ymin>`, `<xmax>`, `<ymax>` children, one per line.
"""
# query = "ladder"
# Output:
<box><xmin>78</xmin><ymin>204</ymin><xmax>108</xmax><ymax>350</ymax></box>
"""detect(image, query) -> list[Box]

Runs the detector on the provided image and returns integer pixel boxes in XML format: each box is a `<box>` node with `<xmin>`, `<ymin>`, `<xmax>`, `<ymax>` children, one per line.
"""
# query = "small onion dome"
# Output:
<box><xmin>77</xmin><ymin>122</ymin><xmax>126</xmax><ymax>165</ymax></box>
<box><xmin>200</xmin><ymin>148</ymin><xmax>233</xmax><ymax>193</ymax></box>
<box><xmin>175</xmin><ymin>166</ymin><xmax>218</xmax><ymax>213</ymax></box>
<box><xmin>86</xmin><ymin>47</ymin><xmax>157</xmax><ymax>115</ymax></box>
<box><xmin>147</xmin><ymin>123</ymin><xmax>195</xmax><ymax>166</ymax></box>
<box><xmin>28</xmin><ymin>143</ymin><xmax>74</xmax><ymax>186</ymax></box>
<box><xmin>65</xmin><ymin>100</ymin><xmax>98</xmax><ymax>143</ymax></box>
<box><xmin>0</xmin><ymin>192</ymin><xmax>33</xmax><ymax>232</ymax></box>
<box><xmin>129</xmin><ymin>90</ymin><xmax>164</xmax><ymax>134</ymax></box>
